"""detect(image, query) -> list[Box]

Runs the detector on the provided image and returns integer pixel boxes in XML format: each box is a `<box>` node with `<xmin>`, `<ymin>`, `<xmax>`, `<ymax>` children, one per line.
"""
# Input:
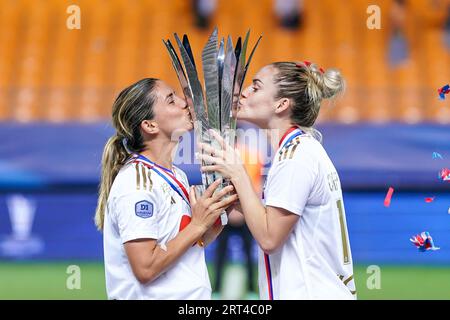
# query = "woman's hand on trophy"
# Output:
<box><xmin>189</xmin><ymin>179</ymin><xmax>238</xmax><ymax>231</ymax></box>
<box><xmin>198</xmin><ymin>129</ymin><xmax>246</xmax><ymax>181</ymax></box>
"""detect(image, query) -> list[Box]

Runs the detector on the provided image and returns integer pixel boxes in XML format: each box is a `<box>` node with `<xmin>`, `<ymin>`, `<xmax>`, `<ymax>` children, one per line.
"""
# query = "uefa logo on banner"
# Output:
<box><xmin>0</xmin><ymin>195</ymin><xmax>44</xmax><ymax>258</ymax></box>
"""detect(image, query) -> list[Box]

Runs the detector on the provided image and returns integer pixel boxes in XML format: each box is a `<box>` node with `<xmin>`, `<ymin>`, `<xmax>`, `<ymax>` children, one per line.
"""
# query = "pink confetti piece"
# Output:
<box><xmin>439</xmin><ymin>168</ymin><xmax>450</xmax><ymax>182</ymax></box>
<box><xmin>384</xmin><ymin>187</ymin><xmax>394</xmax><ymax>207</ymax></box>
<box><xmin>425</xmin><ymin>197</ymin><xmax>435</xmax><ymax>203</ymax></box>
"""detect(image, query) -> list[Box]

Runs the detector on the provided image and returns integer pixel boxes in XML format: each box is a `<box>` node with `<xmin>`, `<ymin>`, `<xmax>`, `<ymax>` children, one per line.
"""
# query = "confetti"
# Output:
<box><xmin>439</xmin><ymin>168</ymin><xmax>450</xmax><ymax>181</ymax></box>
<box><xmin>425</xmin><ymin>197</ymin><xmax>435</xmax><ymax>203</ymax></box>
<box><xmin>410</xmin><ymin>232</ymin><xmax>440</xmax><ymax>252</ymax></box>
<box><xmin>432</xmin><ymin>152</ymin><xmax>443</xmax><ymax>159</ymax></box>
<box><xmin>384</xmin><ymin>187</ymin><xmax>394</xmax><ymax>207</ymax></box>
<box><xmin>438</xmin><ymin>84</ymin><xmax>449</xmax><ymax>100</ymax></box>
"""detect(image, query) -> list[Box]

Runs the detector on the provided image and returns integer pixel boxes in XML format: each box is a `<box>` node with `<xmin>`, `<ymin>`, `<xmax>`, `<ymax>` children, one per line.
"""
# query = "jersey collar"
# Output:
<box><xmin>278</xmin><ymin>126</ymin><xmax>303</xmax><ymax>149</ymax></box>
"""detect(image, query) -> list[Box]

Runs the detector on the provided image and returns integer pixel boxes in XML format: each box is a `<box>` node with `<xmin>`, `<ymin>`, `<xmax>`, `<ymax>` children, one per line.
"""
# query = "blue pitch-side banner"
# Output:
<box><xmin>0</xmin><ymin>192</ymin><xmax>449</xmax><ymax>264</ymax></box>
<box><xmin>0</xmin><ymin>122</ymin><xmax>449</xmax><ymax>190</ymax></box>
<box><xmin>0</xmin><ymin>122</ymin><xmax>449</xmax><ymax>263</ymax></box>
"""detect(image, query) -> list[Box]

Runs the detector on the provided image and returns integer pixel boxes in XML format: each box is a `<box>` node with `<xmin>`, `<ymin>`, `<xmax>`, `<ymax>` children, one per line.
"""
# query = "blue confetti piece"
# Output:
<box><xmin>432</xmin><ymin>152</ymin><xmax>443</xmax><ymax>159</ymax></box>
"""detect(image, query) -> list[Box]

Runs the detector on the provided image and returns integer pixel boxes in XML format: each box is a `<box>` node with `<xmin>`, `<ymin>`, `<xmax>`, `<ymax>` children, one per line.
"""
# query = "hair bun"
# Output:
<box><xmin>321</xmin><ymin>68</ymin><xmax>345</xmax><ymax>99</ymax></box>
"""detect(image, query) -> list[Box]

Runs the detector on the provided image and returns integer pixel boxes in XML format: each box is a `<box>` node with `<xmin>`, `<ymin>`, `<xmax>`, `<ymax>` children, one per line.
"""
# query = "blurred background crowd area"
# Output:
<box><xmin>0</xmin><ymin>0</ymin><xmax>448</xmax><ymax>123</ymax></box>
<box><xmin>0</xmin><ymin>0</ymin><xmax>449</xmax><ymax>300</ymax></box>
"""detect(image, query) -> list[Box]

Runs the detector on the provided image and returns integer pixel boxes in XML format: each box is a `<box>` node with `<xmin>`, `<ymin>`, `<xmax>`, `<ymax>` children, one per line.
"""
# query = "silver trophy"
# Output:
<box><xmin>163</xmin><ymin>28</ymin><xmax>261</xmax><ymax>224</ymax></box>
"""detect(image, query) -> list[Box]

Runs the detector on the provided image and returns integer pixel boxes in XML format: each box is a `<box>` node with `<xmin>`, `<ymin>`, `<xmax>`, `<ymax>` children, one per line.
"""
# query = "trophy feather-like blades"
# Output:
<box><xmin>233</xmin><ymin>31</ymin><xmax>250</xmax><ymax>101</ymax></box>
<box><xmin>174</xmin><ymin>33</ymin><xmax>209</xmax><ymax>134</ymax></box>
<box><xmin>202</xmin><ymin>28</ymin><xmax>220</xmax><ymax>132</ymax></box>
<box><xmin>230</xmin><ymin>36</ymin><xmax>241</xmax><ymax>132</ymax></box>
<box><xmin>231</xmin><ymin>34</ymin><xmax>262</xmax><ymax>132</ymax></box>
<box><xmin>242</xmin><ymin>35</ymin><xmax>262</xmax><ymax>84</ymax></box>
<box><xmin>238</xmin><ymin>30</ymin><xmax>250</xmax><ymax>75</ymax></box>
<box><xmin>182</xmin><ymin>34</ymin><xmax>196</xmax><ymax>69</ymax></box>
<box><xmin>234</xmin><ymin>37</ymin><xmax>242</xmax><ymax>61</ymax></box>
<box><xmin>216</xmin><ymin>38</ymin><xmax>225</xmax><ymax>131</ymax></box>
<box><xmin>230</xmin><ymin>30</ymin><xmax>250</xmax><ymax>131</ymax></box>
<box><xmin>220</xmin><ymin>35</ymin><xmax>236</xmax><ymax>134</ymax></box>
<box><xmin>162</xmin><ymin>39</ymin><xmax>194</xmax><ymax>107</ymax></box>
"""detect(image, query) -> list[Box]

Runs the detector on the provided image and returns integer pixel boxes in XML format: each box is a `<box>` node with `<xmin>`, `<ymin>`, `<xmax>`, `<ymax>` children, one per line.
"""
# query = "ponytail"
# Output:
<box><xmin>94</xmin><ymin>134</ymin><xmax>130</xmax><ymax>230</ymax></box>
<box><xmin>94</xmin><ymin>78</ymin><xmax>158</xmax><ymax>231</ymax></box>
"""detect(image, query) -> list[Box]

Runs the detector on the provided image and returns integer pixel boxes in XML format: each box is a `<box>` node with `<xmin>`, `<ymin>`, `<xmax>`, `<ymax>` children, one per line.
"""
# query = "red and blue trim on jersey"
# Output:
<box><xmin>133</xmin><ymin>154</ymin><xmax>207</xmax><ymax>247</ymax></box>
<box><xmin>133</xmin><ymin>154</ymin><xmax>190</xmax><ymax>208</ymax></box>
<box><xmin>264</xmin><ymin>253</ymin><xmax>274</xmax><ymax>300</ymax></box>
<box><xmin>278</xmin><ymin>126</ymin><xmax>304</xmax><ymax>149</ymax></box>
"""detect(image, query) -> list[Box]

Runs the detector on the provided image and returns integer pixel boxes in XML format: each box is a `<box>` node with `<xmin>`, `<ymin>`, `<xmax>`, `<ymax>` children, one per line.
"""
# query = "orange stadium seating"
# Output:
<box><xmin>0</xmin><ymin>0</ymin><xmax>448</xmax><ymax>123</ymax></box>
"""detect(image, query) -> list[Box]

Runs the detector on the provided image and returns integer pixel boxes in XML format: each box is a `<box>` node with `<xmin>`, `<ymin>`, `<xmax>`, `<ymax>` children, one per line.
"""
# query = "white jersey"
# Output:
<box><xmin>103</xmin><ymin>157</ymin><xmax>211</xmax><ymax>300</ymax></box>
<box><xmin>259</xmin><ymin>128</ymin><xmax>356</xmax><ymax>300</ymax></box>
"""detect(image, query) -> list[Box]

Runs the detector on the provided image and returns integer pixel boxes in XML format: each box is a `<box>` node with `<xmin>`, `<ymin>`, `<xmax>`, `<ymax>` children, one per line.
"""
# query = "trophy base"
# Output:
<box><xmin>198</xmin><ymin>177</ymin><xmax>230</xmax><ymax>226</ymax></box>
<box><xmin>220</xmin><ymin>210</ymin><xmax>228</xmax><ymax>225</ymax></box>
<box><xmin>198</xmin><ymin>128</ymin><xmax>235</xmax><ymax>226</ymax></box>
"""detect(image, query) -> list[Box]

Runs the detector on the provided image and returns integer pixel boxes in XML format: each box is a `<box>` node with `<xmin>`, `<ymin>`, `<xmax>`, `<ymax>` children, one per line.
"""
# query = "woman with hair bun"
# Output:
<box><xmin>200</xmin><ymin>61</ymin><xmax>356</xmax><ymax>300</ymax></box>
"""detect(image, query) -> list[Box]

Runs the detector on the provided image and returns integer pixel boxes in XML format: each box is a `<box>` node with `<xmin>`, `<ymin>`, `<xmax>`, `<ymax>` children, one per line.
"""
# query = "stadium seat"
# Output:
<box><xmin>0</xmin><ymin>0</ymin><xmax>448</xmax><ymax>123</ymax></box>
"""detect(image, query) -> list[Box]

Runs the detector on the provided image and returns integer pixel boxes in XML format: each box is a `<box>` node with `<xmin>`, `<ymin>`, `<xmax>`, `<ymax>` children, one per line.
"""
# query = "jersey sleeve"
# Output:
<box><xmin>114</xmin><ymin>190</ymin><xmax>161</xmax><ymax>244</ymax></box>
<box><xmin>264</xmin><ymin>156</ymin><xmax>317</xmax><ymax>216</ymax></box>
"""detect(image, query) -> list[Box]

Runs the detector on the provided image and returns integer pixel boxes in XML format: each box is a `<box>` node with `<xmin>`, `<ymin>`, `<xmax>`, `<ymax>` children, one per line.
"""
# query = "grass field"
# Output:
<box><xmin>0</xmin><ymin>262</ymin><xmax>449</xmax><ymax>300</ymax></box>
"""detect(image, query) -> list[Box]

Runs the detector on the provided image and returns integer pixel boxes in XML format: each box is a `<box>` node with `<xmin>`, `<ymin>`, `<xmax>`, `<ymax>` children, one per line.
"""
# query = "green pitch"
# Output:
<box><xmin>0</xmin><ymin>262</ymin><xmax>449</xmax><ymax>300</ymax></box>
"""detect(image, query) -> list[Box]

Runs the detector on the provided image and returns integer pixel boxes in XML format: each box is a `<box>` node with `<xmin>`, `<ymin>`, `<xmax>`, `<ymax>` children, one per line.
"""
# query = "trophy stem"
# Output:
<box><xmin>200</xmin><ymin>131</ymin><xmax>230</xmax><ymax>225</ymax></box>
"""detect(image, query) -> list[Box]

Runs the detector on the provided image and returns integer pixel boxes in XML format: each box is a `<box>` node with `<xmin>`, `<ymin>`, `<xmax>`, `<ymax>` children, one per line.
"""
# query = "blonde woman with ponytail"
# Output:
<box><xmin>96</xmin><ymin>78</ymin><xmax>237</xmax><ymax>300</ymax></box>
<box><xmin>200</xmin><ymin>61</ymin><xmax>356</xmax><ymax>299</ymax></box>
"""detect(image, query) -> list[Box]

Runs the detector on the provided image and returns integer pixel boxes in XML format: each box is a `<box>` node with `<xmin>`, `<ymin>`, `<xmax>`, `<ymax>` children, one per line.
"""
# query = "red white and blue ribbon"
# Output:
<box><xmin>439</xmin><ymin>168</ymin><xmax>450</xmax><ymax>182</ymax></box>
<box><xmin>264</xmin><ymin>254</ymin><xmax>274</xmax><ymax>300</ymax></box>
<box><xmin>438</xmin><ymin>84</ymin><xmax>449</xmax><ymax>100</ymax></box>
<box><xmin>278</xmin><ymin>126</ymin><xmax>304</xmax><ymax>149</ymax></box>
<box><xmin>133</xmin><ymin>154</ymin><xmax>190</xmax><ymax>208</ymax></box>
<box><xmin>410</xmin><ymin>231</ymin><xmax>440</xmax><ymax>252</ymax></box>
